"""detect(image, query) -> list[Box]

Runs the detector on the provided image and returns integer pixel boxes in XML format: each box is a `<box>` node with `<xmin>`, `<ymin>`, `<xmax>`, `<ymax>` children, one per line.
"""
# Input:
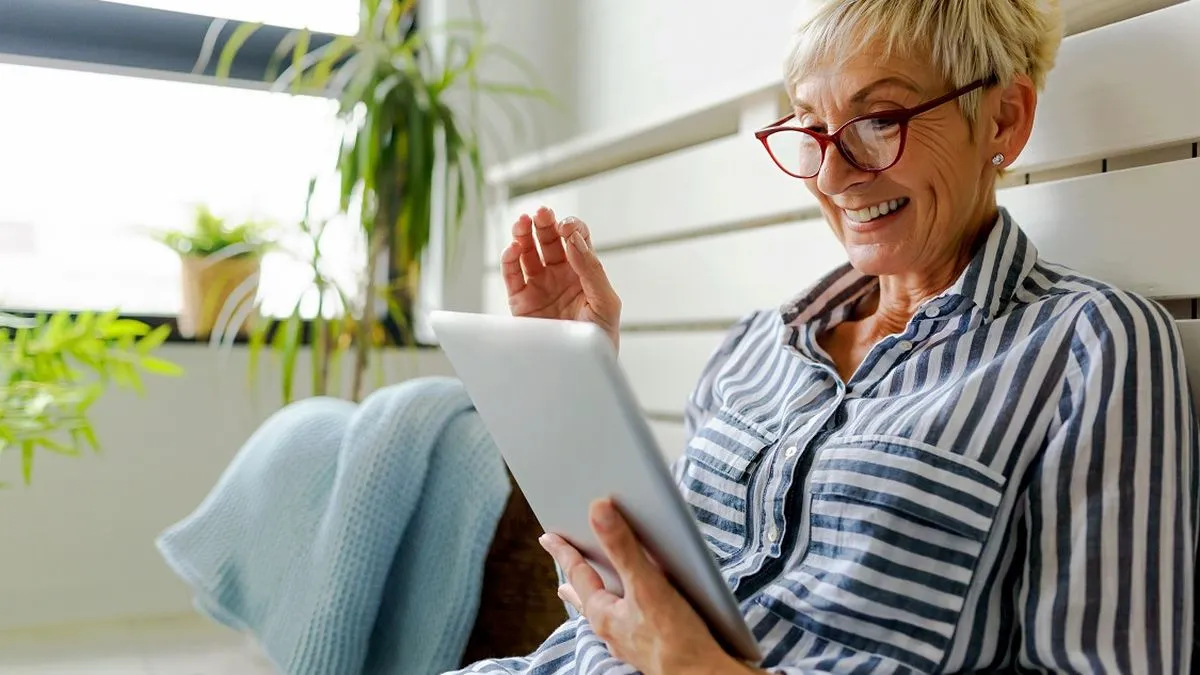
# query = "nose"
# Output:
<box><xmin>815</xmin><ymin>142</ymin><xmax>872</xmax><ymax>196</ymax></box>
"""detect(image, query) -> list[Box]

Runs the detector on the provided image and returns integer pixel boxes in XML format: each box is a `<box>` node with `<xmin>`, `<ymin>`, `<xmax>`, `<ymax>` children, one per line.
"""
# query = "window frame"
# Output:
<box><xmin>0</xmin><ymin>0</ymin><xmax>343</xmax><ymax>84</ymax></box>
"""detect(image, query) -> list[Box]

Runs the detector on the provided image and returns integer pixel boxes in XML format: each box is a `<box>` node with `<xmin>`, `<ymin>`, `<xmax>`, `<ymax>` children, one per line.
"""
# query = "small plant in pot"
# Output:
<box><xmin>153</xmin><ymin>205</ymin><xmax>275</xmax><ymax>339</ymax></box>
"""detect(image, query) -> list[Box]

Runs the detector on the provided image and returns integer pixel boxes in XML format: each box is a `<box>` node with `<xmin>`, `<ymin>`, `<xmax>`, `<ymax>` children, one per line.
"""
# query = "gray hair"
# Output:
<box><xmin>784</xmin><ymin>0</ymin><xmax>1064</xmax><ymax>124</ymax></box>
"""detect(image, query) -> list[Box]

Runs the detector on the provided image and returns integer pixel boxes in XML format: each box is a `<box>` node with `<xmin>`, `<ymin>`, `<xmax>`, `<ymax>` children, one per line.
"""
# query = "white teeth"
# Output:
<box><xmin>846</xmin><ymin>197</ymin><xmax>908</xmax><ymax>223</ymax></box>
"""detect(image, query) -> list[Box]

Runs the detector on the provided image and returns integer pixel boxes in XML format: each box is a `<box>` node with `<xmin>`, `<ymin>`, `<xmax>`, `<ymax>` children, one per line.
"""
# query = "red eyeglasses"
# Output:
<box><xmin>755</xmin><ymin>77</ymin><xmax>995</xmax><ymax>179</ymax></box>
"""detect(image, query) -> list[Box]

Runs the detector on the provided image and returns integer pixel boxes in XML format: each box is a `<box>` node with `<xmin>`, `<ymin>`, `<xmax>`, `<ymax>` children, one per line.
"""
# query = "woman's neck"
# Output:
<box><xmin>858</xmin><ymin>206</ymin><xmax>999</xmax><ymax>342</ymax></box>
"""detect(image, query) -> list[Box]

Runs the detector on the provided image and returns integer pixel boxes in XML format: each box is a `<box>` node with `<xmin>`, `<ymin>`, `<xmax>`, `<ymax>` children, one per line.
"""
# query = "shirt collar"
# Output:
<box><xmin>779</xmin><ymin>207</ymin><xmax>1039</xmax><ymax>332</ymax></box>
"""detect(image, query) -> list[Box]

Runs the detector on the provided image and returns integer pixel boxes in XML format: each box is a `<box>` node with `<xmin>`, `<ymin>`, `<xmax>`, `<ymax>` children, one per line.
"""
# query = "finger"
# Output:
<box><xmin>512</xmin><ymin>214</ymin><xmax>543</xmax><ymax>277</ymax></box>
<box><xmin>533</xmin><ymin>206</ymin><xmax>566</xmax><ymax>265</ymax></box>
<box><xmin>539</xmin><ymin>533</ymin><xmax>606</xmax><ymax>606</ymax></box>
<box><xmin>557</xmin><ymin>583</ymin><xmax>583</xmax><ymax>613</ymax></box>
<box><xmin>556</xmin><ymin>216</ymin><xmax>593</xmax><ymax>251</ymax></box>
<box><xmin>590</xmin><ymin>498</ymin><xmax>653</xmax><ymax>594</ymax></box>
<box><xmin>560</xmin><ymin>222</ymin><xmax>619</xmax><ymax>312</ymax></box>
<box><xmin>500</xmin><ymin>241</ymin><xmax>526</xmax><ymax>297</ymax></box>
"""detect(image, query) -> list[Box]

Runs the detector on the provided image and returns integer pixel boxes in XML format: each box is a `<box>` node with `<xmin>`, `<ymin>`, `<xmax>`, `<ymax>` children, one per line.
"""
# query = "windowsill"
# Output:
<box><xmin>0</xmin><ymin>308</ymin><xmax>439</xmax><ymax>349</ymax></box>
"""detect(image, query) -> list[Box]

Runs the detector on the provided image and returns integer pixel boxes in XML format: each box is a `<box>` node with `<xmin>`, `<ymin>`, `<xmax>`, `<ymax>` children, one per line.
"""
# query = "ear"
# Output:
<box><xmin>984</xmin><ymin>73</ymin><xmax>1038</xmax><ymax>169</ymax></box>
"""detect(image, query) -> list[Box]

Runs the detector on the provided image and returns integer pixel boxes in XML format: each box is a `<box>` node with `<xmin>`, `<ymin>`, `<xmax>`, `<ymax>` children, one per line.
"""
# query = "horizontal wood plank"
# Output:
<box><xmin>1059</xmin><ymin>0</ymin><xmax>1182</xmax><ymax>42</ymax></box>
<box><xmin>621</xmin><ymin>331</ymin><xmax>726</xmax><ymax>414</ymax></box>
<box><xmin>1012</xmin><ymin>1</ymin><xmax>1200</xmax><ymax>173</ymax></box>
<box><xmin>998</xmin><ymin>157</ymin><xmax>1200</xmax><ymax>298</ymax></box>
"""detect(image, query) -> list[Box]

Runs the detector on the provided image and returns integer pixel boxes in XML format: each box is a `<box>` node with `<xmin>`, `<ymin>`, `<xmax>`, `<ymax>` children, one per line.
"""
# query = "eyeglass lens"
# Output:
<box><xmin>765</xmin><ymin>117</ymin><xmax>903</xmax><ymax>177</ymax></box>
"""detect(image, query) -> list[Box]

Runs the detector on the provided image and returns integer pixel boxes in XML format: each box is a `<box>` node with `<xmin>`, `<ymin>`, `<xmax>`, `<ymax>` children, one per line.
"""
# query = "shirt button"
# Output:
<box><xmin>897</xmin><ymin>340</ymin><xmax>913</xmax><ymax>352</ymax></box>
<box><xmin>766</xmin><ymin>527</ymin><xmax>779</xmax><ymax>543</ymax></box>
<box><xmin>784</xmin><ymin>446</ymin><xmax>797</xmax><ymax>458</ymax></box>
<box><xmin>926</xmin><ymin>306</ymin><xmax>941</xmax><ymax>318</ymax></box>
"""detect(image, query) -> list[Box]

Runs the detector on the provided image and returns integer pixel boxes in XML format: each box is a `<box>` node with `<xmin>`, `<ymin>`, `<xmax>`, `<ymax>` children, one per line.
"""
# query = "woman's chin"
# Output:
<box><xmin>843</xmin><ymin>244</ymin><xmax>913</xmax><ymax>278</ymax></box>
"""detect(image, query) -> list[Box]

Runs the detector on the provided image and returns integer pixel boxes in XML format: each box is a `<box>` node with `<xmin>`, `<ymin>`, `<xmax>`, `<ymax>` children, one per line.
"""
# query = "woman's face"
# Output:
<box><xmin>791</xmin><ymin>48</ymin><xmax>1000</xmax><ymax>280</ymax></box>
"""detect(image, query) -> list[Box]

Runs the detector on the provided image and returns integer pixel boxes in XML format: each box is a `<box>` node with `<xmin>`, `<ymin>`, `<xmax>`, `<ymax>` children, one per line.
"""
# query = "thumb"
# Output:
<box><xmin>564</xmin><ymin>230</ymin><xmax>619</xmax><ymax>311</ymax></box>
<box><xmin>591</xmin><ymin>499</ymin><xmax>653</xmax><ymax>594</ymax></box>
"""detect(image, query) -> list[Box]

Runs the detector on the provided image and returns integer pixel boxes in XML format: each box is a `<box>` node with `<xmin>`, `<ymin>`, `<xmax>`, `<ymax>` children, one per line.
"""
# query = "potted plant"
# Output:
<box><xmin>202</xmin><ymin>0</ymin><xmax>553</xmax><ymax>402</ymax></box>
<box><xmin>0</xmin><ymin>310</ymin><xmax>182</xmax><ymax>486</ymax></box>
<box><xmin>153</xmin><ymin>205</ymin><xmax>275</xmax><ymax>339</ymax></box>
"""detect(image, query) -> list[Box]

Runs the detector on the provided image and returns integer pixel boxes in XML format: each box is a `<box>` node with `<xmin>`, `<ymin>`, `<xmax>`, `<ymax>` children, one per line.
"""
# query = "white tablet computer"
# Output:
<box><xmin>429</xmin><ymin>310</ymin><xmax>761</xmax><ymax>663</ymax></box>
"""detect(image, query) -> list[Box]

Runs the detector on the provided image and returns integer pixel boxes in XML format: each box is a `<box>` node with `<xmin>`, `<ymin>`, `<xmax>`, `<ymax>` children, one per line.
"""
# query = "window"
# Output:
<box><xmin>0</xmin><ymin>61</ymin><xmax>362</xmax><ymax>319</ymax></box>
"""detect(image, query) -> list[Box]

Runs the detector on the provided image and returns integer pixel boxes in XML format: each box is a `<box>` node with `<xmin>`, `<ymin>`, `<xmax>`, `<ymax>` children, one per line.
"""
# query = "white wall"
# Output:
<box><xmin>0</xmin><ymin>344</ymin><xmax>453</xmax><ymax>632</ymax></box>
<box><xmin>573</xmin><ymin>0</ymin><xmax>796</xmax><ymax>135</ymax></box>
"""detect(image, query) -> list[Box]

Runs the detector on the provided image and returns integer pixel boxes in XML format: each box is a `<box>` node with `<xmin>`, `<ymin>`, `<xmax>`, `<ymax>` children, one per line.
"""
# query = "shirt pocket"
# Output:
<box><xmin>759</xmin><ymin>434</ymin><xmax>1006</xmax><ymax>673</ymax></box>
<box><xmin>680</xmin><ymin>407</ymin><xmax>776</xmax><ymax>564</ymax></box>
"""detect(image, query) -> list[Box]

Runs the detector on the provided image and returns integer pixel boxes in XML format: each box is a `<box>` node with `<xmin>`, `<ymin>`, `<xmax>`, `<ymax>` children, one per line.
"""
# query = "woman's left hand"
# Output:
<box><xmin>538</xmin><ymin>499</ymin><xmax>751</xmax><ymax>675</ymax></box>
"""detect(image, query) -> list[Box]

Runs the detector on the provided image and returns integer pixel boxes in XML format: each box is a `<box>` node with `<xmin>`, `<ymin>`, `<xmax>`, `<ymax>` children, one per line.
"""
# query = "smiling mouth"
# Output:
<box><xmin>844</xmin><ymin>197</ymin><xmax>910</xmax><ymax>224</ymax></box>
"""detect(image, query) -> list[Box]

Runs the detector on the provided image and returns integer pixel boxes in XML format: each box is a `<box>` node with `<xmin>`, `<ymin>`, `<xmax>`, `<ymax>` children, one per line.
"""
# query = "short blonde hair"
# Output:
<box><xmin>784</xmin><ymin>0</ymin><xmax>1064</xmax><ymax>124</ymax></box>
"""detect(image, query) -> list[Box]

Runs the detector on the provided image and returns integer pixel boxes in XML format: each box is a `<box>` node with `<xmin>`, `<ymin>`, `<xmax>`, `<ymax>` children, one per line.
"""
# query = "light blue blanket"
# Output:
<box><xmin>156</xmin><ymin>377</ymin><xmax>511</xmax><ymax>674</ymax></box>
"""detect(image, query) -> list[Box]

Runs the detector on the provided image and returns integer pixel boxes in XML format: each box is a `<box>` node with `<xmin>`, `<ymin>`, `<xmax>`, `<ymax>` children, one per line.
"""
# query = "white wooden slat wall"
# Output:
<box><xmin>483</xmin><ymin>1</ymin><xmax>1200</xmax><ymax>461</ymax></box>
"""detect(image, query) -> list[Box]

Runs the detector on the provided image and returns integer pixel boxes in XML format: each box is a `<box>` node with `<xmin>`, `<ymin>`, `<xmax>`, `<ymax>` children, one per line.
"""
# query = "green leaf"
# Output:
<box><xmin>21</xmin><ymin>441</ymin><xmax>34</xmax><ymax>485</ymax></box>
<box><xmin>247</xmin><ymin>316</ymin><xmax>274</xmax><ymax>390</ymax></box>
<box><xmin>139</xmin><ymin>356</ymin><xmax>184</xmax><ymax>377</ymax></box>
<box><xmin>103</xmin><ymin>318</ymin><xmax>151</xmax><ymax>339</ymax></box>
<box><xmin>310</xmin><ymin>36</ymin><xmax>359</xmax><ymax>89</ymax></box>
<box><xmin>216</xmin><ymin>21</ymin><xmax>266</xmax><ymax>79</ymax></box>
<box><xmin>136</xmin><ymin>323</ymin><xmax>172</xmax><ymax>354</ymax></box>
<box><xmin>39</xmin><ymin>437</ymin><xmax>79</xmax><ymax>457</ymax></box>
<box><xmin>289</xmin><ymin>29</ymin><xmax>312</xmax><ymax>94</ymax></box>
<box><xmin>80</xmin><ymin>423</ymin><xmax>100</xmax><ymax>453</ymax></box>
<box><xmin>279</xmin><ymin>313</ymin><xmax>302</xmax><ymax>404</ymax></box>
<box><xmin>264</xmin><ymin>29</ymin><xmax>302</xmax><ymax>82</ymax></box>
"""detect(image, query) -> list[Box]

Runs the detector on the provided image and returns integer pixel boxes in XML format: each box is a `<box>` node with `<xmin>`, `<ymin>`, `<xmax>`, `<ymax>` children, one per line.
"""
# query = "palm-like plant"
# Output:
<box><xmin>203</xmin><ymin>0</ymin><xmax>552</xmax><ymax>402</ymax></box>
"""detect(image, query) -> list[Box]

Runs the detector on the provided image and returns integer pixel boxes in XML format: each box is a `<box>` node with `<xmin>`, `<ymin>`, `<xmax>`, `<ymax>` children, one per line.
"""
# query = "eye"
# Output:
<box><xmin>867</xmin><ymin>118</ymin><xmax>900</xmax><ymax>131</ymax></box>
<box><xmin>795</xmin><ymin>115</ymin><xmax>826</xmax><ymax>134</ymax></box>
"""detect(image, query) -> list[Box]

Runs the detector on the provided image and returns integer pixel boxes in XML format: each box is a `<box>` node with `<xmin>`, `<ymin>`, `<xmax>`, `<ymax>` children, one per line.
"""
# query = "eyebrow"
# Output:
<box><xmin>794</xmin><ymin>76</ymin><xmax>924</xmax><ymax>114</ymax></box>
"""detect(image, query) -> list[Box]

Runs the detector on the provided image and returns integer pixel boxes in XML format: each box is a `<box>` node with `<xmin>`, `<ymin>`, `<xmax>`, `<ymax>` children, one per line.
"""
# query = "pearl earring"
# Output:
<box><xmin>991</xmin><ymin>153</ymin><xmax>1005</xmax><ymax>166</ymax></box>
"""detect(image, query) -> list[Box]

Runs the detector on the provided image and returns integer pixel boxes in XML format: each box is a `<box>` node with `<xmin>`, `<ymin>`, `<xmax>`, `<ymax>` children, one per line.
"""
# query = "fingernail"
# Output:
<box><xmin>538</xmin><ymin>533</ymin><xmax>553</xmax><ymax>549</ymax></box>
<box><xmin>570</xmin><ymin>231</ymin><xmax>587</xmax><ymax>251</ymax></box>
<box><xmin>593</xmin><ymin>504</ymin><xmax>617</xmax><ymax>531</ymax></box>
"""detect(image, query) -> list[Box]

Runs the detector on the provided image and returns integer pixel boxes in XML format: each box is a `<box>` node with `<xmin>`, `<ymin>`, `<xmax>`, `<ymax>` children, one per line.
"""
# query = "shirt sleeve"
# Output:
<box><xmin>1016</xmin><ymin>290</ymin><xmax>1198</xmax><ymax>673</ymax></box>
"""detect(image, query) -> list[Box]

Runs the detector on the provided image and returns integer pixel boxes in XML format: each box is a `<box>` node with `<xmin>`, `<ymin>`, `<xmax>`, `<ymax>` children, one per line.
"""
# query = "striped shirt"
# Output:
<box><xmin>452</xmin><ymin>208</ymin><xmax>1198</xmax><ymax>674</ymax></box>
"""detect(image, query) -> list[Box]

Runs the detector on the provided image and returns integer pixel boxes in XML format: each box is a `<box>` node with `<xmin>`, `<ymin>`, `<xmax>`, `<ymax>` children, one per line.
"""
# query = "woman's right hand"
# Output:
<box><xmin>501</xmin><ymin>206</ymin><xmax>622</xmax><ymax>352</ymax></box>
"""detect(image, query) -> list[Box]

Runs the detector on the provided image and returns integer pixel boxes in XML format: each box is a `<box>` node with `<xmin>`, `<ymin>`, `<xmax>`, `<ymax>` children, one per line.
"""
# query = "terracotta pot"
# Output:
<box><xmin>178</xmin><ymin>253</ymin><xmax>260</xmax><ymax>339</ymax></box>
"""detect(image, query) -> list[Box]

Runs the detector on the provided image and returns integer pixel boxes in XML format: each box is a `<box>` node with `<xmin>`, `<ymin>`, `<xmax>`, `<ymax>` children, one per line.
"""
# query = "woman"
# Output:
<box><xmin>455</xmin><ymin>0</ymin><xmax>1196</xmax><ymax>673</ymax></box>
